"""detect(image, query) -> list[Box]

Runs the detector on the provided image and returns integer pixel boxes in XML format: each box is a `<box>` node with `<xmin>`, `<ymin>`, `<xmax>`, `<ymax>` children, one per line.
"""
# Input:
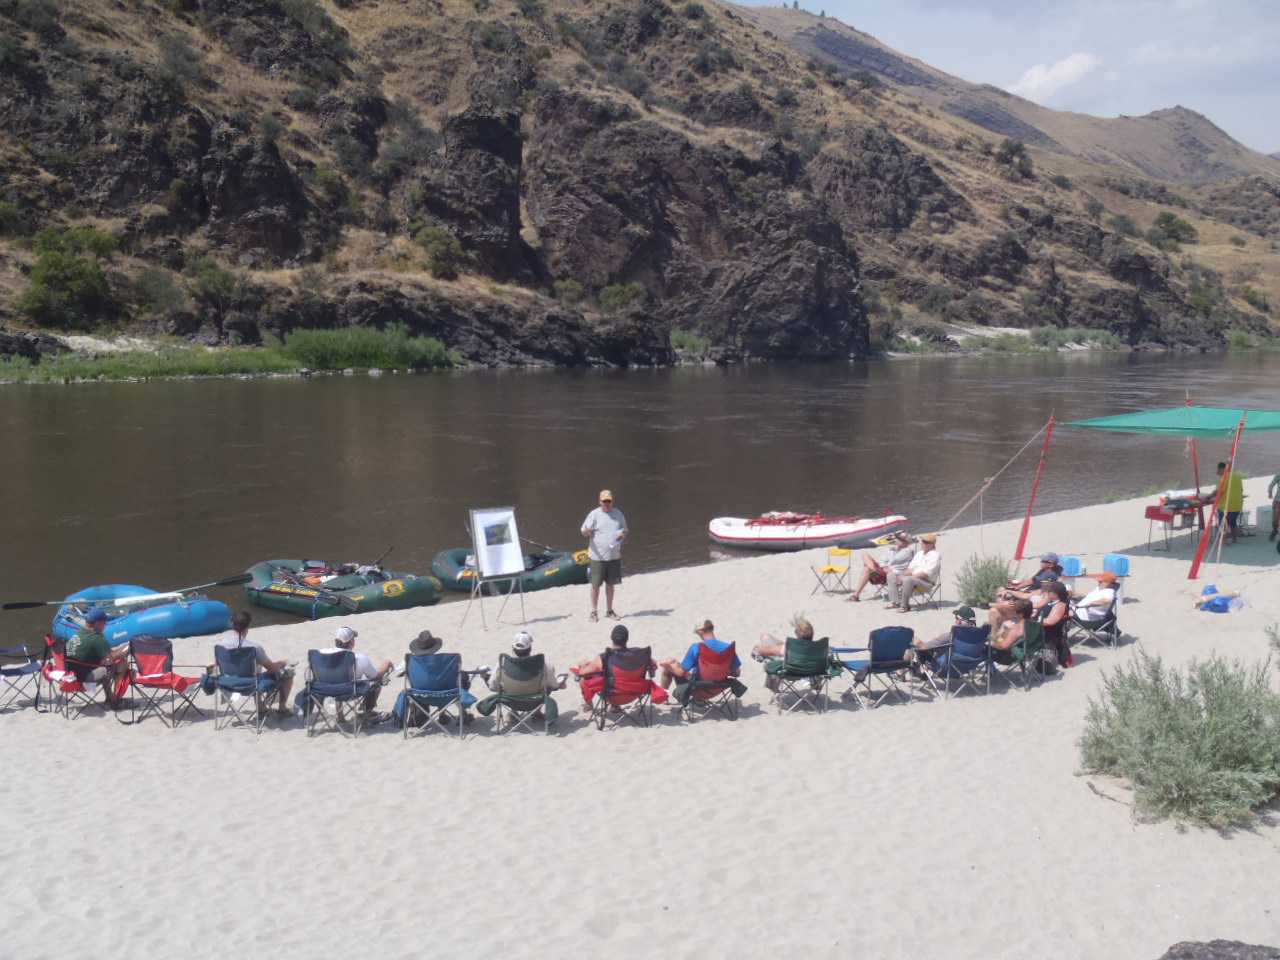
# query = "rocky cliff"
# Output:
<box><xmin>0</xmin><ymin>0</ymin><xmax>1275</xmax><ymax>366</ymax></box>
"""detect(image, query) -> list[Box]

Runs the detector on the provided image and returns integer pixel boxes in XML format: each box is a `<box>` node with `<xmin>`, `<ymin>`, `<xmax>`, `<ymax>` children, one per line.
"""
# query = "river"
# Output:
<box><xmin>3</xmin><ymin>350</ymin><xmax>1279</xmax><ymax>638</ymax></box>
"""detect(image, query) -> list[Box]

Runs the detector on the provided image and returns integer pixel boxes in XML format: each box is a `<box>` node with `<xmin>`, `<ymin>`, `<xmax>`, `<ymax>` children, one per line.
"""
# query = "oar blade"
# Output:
<box><xmin>2</xmin><ymin>601</ymin><xmax>50</xmax><ymax>611</ymax></box>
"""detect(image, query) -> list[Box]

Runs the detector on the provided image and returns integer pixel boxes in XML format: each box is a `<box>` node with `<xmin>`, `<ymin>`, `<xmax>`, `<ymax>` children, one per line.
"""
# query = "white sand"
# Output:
<box><xmin>5</xmin><ymin>481</ymin><xmax>1279</xmax><ymax>959</ymax></box>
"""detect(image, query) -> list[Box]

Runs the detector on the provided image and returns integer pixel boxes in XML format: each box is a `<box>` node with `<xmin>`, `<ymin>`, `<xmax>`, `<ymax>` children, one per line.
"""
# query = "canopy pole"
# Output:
<box><xmin>1014</xmin><ymin>415</ymin><xmax>1055</xmax><ymax>561</ymax></box>
<box><xmin>1188</xmin><ymin>416</ymin><xmax>1246</xmax><ymax>580</ymax></box>
<box><xmin>1186</xmin><ymin>393</ymin><xmax>1203</xmax><ymax>500</ymax></box>
<box><xmin>941</xmin><ymin>423</ymin><xmax>1048</xmax><ymax>535</ymax></box>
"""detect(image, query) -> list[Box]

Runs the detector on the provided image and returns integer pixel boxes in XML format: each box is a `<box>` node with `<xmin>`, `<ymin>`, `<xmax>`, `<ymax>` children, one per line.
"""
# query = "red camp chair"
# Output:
<box><xmin>679</xmin><ymin>642</ymin><xmax>742</xmax><ymax>722</ymax></box>
<box><xmin>586</xmin><ymin>646</ymin><xmax>667</xmax><ymax>730</ymax></box>
<box><xmin>127</xmin><ymin>635</ymin><xmax>205</xmax><ymax>727</ymax></box>
<box><xmin>42</xmin><ymin>635</ymin><xmax>120</xmax><ymax>719</ymax></box>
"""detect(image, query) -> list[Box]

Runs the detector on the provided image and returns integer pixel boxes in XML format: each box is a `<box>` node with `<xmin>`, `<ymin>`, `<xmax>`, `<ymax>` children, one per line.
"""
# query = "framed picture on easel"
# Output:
<box><xmin>469</xmin><ymin>506</ymin><xmax>524</xmax><ymax>580</ymax></box>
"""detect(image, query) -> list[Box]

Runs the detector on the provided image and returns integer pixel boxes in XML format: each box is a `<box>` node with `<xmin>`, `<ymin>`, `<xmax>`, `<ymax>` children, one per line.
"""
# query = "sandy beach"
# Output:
<box><xmin>4</xmin><ymin>479</ymin><xmax>1279</xmax><ymax>959</ymax></box>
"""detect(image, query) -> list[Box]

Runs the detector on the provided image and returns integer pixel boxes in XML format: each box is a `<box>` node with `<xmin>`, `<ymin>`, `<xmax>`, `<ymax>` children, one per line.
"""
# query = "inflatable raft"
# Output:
<box><xmin>243</xmin><ymin>559</ymin><xmax>442</xmax><ymax>619</ymax></box>
<box><xmin>53</xmin><ymin>585</ymin><xmax>232</xmax><ymax>643</ymax></box>
<box><xmin>431</xmin><ymin>548</ymin><xmax>590</xmax><ymax>594</ymax></box>
<box><xmin>708</xmin><ymin>512</ymin><xmax>908</xmax><ymax>551</ymax></box>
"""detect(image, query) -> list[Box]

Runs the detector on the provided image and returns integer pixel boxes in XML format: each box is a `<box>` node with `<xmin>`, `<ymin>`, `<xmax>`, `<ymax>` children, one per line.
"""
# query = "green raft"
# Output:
<box><xmin>244</xmin><ymin>559</ymin><xmax>442</xmax><ymax>619</ymax></box>
<box><xmin>431</xmin><ymin>548</ymin><xmax>589</xmax><ymax>594</ymax></box>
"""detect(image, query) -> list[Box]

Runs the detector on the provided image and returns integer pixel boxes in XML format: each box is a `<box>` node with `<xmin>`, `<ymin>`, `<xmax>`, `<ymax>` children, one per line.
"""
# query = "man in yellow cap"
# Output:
<box><xmin>581</xmin><ymin>489</ymin><xmax>628</xmax><ymax>621</ymax></box>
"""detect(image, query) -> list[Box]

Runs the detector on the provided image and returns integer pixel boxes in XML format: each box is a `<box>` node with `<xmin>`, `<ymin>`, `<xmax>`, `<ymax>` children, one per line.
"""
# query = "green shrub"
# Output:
<box><xmin>281</xmin><ymin>323</ymin><xmax>457</xmax><ymax>370</ymax></box>
<box><xmin>1227</xmin><ymin>330</ymin><xmax>1254</xmax><ymax>350</ymax></box>
<box><xmin>554</xmin><ymin>279</ymin><xmax>585</xmax><ymax>304</ymax></box>
<box><xmin>599</xmin><ymin>281</ymin><xmax>647</xmax><ymax>312</ymax></box>
<box><xmin>1079</xmin><ymin>651</ymin><xmax>1280</xmax><ymax>827</ymax></box>
<box><xmin>16</xmin><ymin>250</ymin><xmax>113</xmax><ymax>330</ymax></box>
<box><xmin>954</xmin><ymin>553</ymin><xmax>1011</xmax><ymax>605</ymax></box>
<box><xmin>1107</xmin><ymin>214</ymin><xmax>1139</xmax><ymax>237</ymax></box>
<box><xmin>1048</xmin><ymin>173</ymin><xmax>1071</xmax><ymax>189</ymax></box>
<box><xmin>670</xmin><ymin>329</ymin><xmax>711</xmax><ymax>354</ymax></box>
<box><xmin>133</xmin><ymin>266</ymin><xmax>187</xmax><ymax>313</ymax></box>
<box><xmin>416</xmin><ymin>226</ymin><xmax>465</xmax><ymax>279</ymax></box>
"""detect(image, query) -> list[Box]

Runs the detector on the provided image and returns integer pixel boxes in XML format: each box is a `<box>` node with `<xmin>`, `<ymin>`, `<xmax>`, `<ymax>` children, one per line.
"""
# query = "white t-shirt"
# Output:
<box><xmin>582</xmin><ymin>506</ymin><xmax>628</xmax><ymax>562</ymax></box>
<box><xmin>906</xmin><ymin>547</ymin><xmax>941</xmax><ymax>582</ymax></box>
<box><xmin>319</xmin><ymin>646</ymin><xmax>380</xmax><ymax>680</ymax></box>
<box><xmin>1074</xmin><ymin>587</ymin><xmax>1115</xmax><ymax>622</ymax></box>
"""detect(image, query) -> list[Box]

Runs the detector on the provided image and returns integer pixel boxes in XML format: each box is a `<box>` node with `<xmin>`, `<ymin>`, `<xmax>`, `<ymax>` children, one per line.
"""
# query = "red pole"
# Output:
<box><xmin>1186</xmin><ymin>394</ymin><xmax>1203</xmax><ymax>498</ymax></box>
<box><xmin>1014</xmin><ymin>417</ymin><xmax>1055</xmax><ymax>561</ymax></box>
<box><xmin>1188</xmin><ymin>416</ymin><xmax>1246</xmax><ymax>580</ymax></box>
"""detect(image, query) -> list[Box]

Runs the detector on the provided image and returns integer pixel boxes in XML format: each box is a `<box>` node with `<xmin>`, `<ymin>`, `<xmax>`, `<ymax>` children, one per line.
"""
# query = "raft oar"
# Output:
<box><xmin>519</xmin><ymin>536</ymin><xmax>564</xmax><ymax>554</ymax></box>
<box><xmin>2</xmin><ymin>573</ymin><xmax>254</xmax><ymax>611</ymax></box>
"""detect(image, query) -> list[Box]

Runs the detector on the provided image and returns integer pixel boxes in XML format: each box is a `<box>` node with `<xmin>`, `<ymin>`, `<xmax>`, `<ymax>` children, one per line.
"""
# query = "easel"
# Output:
<box><xmin>461</xmin><ymin>570</ymin><xmax>526</xmax><ymax>630</ymax></box>
<box><xmin>460</xmin><ymin>506</ymin><xmax>529</xmax><ymax>630</ymax></box>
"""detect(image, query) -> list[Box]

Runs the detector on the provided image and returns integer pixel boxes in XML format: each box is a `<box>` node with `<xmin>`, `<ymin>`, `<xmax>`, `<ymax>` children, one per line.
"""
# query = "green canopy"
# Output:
<box><xmin>1066</xmin><ymin>405</ymin><xmax>1280</xmax><ymax>438</ymax></box>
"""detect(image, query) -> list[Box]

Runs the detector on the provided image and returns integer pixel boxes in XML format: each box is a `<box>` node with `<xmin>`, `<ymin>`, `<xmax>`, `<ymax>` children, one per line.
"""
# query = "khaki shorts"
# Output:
<box><xmin>588</xmin><ymin>559</ymin><xmax>622</xmax><ymax>587</ymax></box>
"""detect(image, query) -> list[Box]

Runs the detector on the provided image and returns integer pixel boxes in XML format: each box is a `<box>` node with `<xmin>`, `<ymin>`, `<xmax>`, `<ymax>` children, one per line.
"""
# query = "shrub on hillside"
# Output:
<box><xmin>1079</xmin><ymin>650</ymin><xmax>1280</xmax><ymax>827</ymax></box>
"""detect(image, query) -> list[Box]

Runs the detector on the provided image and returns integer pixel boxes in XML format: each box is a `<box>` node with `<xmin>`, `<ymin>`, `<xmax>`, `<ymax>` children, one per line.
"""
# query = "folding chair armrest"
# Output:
<box><xmin>830</xmin><ymin>646</ymin><xmax>868</xmax><ymax>655</ymax></box>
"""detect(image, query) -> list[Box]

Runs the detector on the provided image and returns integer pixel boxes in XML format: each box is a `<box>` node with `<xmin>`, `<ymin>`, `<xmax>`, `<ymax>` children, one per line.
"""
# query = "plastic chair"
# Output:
<box><xmin>677</xmin><ymin>642</ymin><xmax>743</xmax><ymax>722</ymax></box>
<box><xmin>836</xmin><ymin>626</ymin><xmax>917</xmax><ymax>708</ymax></box>
<box><xmin>395</xmin><ymin>652</ymin><xmax>476</xmax><ymax>739</ymax></box>
<box><xmin>127</xmin><ymin>635</ymin><xmax>205</xmax><ymax>727</ymax></box>
<box><xmin>810</xmin><ymin>548</ymin><xmax>852</xmax><ymax>595</ymax></box>
<box><xmin>214</xmin><ymin>644</ymin><xmax>286</xmax><ymax>734</ymax></box>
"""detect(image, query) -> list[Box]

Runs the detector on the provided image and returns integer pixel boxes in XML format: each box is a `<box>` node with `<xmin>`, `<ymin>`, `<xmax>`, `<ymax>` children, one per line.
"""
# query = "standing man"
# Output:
<box><xmin>885</xmin><ymin>533</ymin><xmax>941</xmax><ymax>613</ymax></box>
<box><xmin>1213</xmin><ymin>460</ymin><xmax>1244</xmax><ymax>545</ymax></box>
<box><xmin>582</xmin><ymin>488</ymin><xmax>628</xmax><ymax>622</ymax></box>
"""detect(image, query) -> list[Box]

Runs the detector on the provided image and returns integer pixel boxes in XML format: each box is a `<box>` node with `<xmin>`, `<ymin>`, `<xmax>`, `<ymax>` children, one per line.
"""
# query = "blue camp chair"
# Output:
<box><xmin>0</xmin><ymin>642</ymin><xmax>44</xmax><ymax>713</ymax></box>
<box><xmin>835</xmin><ymin>626</ymin><xmax>917</xmax><ymax>708</ymax></box>
<box><xmin>300</xmin><ymin>649</ymin><xmax>377</xmax><ymax>738</ymax></box>
<box><xmin>931</xmin><ymin>624</ymin><xmax>992</xmax><ymax>698</ymax></box>
<box><xmin>394</xmin><ymin>652</ymin><xmax>477</xmax><ymax>739</ymax></box>
<box><xmin>214</xmin><ymin>644</ymin><xmax>286</xmax><ymax>734</ymax></box>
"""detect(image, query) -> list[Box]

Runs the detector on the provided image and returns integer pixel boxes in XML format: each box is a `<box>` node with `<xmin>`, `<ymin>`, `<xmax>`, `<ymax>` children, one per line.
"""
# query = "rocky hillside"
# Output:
<box><xmin>0</xmin><ymin>0</ymin><xmax>1276</xmax><ymax>366</ymax></box>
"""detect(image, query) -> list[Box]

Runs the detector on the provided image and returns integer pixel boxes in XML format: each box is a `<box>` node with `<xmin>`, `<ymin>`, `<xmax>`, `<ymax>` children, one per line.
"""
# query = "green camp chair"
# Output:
<box><xmin>476</xmin><ymin>652</ymin><xmax>558</xmax><ymax>735</ymax></box>
<box><xmin>764</xmin><ymin>637</ymin><xmax>840</xmax><ymax>714</ymax></box>
<box><xmin>990</xmin><ymin>619</ymin><xmax>1049</xmax><ymax>692</ymax></box>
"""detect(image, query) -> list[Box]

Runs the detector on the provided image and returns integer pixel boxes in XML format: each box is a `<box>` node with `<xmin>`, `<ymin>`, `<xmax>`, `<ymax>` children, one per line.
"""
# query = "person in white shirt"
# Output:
<box><xmin>581</xmin><ymin>488</ymin><xmax>628</xmax><ymax>622</ymax></box>
<box><xmin>885</xmin><ymin>533</ymin><xmax>941</xmax><ymax>613</ymax></box>
<box><xmin>319</xmin><ymin>625</ymin><xmax>394</xmax><ymax>721</ymax></box>
<box><xmin>846</xmin><ymin>531</ymin><xmax>915</xmax><ymax>602</ymax></box>
<box><xmin>1072</xmin><ymin>572</ymin><xmax>1118</xmax><ymax>622</ymax></box>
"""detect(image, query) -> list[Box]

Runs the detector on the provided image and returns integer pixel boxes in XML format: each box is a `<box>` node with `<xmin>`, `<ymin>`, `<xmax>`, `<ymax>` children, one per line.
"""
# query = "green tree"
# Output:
<box><xmin>1152</xmin><ymin>210</ymin><xmax>1198</xmax><ymax>244</ymax></box>
<box><xmin>17</xmin><ymin>250</ymin><xmax>113</xmax><ymax>330</ymax></box>
<box><xmin>186</xmin><ymin>257</ymin><xmax>241</xmax><ymax>330</ymax></box>
<box><xmin>416</xmin><ymin>227</ymin><xmax>465</xmax><ymax>279</ymax></box>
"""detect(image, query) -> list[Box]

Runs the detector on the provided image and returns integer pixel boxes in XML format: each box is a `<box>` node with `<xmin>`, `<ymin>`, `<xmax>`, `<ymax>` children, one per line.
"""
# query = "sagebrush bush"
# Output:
<box><xmin>954</xmin><ymin>553</ymin><xmax>1011</xmax><ymax>605</ymax></box>
<box><xmin>1079</xmin><ymin>651</ymin><xmax>1280</xmax><ymax>827</ymax></box>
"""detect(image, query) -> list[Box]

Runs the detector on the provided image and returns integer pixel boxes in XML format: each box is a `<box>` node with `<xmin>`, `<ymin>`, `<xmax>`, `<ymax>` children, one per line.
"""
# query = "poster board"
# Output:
<box><xmin>469</xmin><ymin>506</ymin><xmax>524</xmax><ymax>580</ymax></box>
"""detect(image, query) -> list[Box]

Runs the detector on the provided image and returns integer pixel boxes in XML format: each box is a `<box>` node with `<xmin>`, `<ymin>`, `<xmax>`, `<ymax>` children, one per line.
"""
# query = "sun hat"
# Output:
<box><xmin>409</xmin><ymin>630</ymin><xmax>443</xmax><ymax>655</ymax></box>
<box><xmin>954</xmin><ymin>606</ymin><xmax>976</xmax><ymax>624</ymax></box>
<box><xmin>919</xmin><ymin>533</ymin><xmax>938</xmax><ymax>543</ymax></box>
<box><xmin>512</xmin><ymin>631</ymin><xmax>534</xmax><ymax>652</ymax></box>
<box><xmin>599</xmin><ymin>489</ymin><xmax>614</xmax><ymax>501</ymax></box>
<box><xmin>1038</xmin><ymin>552</ymin><xmax>1060</xmax><ymax>564</ymax></box>
<box><xmin>334</xmin><ymin>625</ymin><xmax>358</xmax><ymax>646</ymax></box>
<box><xmin>693</xmin><ymin>617</ymin><xmax>714</xmax><ymax>633</ymax></box>
<box><xmin>610</xmin><ymin>624</ymin><xmax>629</xmax><ymax>644</ymax></box>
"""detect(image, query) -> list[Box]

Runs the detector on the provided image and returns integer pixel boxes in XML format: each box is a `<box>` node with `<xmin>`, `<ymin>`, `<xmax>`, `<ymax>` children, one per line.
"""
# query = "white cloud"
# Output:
<box><xmin>1007</xmin><ymin>53</ymin><xmax>1101</xmax><ymax>101</ymax></box>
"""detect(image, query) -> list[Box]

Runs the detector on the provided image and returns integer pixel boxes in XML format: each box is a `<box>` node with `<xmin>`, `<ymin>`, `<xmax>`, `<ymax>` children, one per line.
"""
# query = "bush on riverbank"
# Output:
<box><xmin>0</xmin><ymin>325</ymin><xmax>458</xmax><ymax>383</ymax></box>
<box><xmin>1079</xmin><ymin>645</ymin><xmax>1280</xmax><ymax>827</ymax></box>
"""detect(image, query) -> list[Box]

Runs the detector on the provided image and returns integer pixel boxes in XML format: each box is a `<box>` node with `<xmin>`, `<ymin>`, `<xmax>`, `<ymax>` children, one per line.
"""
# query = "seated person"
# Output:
<box><xmin>322</xmin><ymin>625</ymin><xmax>394</xmax><ymax>723</ymax></box>
<box><xmin>405</xmin><ymin>629</ymin><xmax>483</xmax><ymax>724</ymax></box>
<box><xmin>988</xmin><ymin>598</ymin><xmax>1034</xmax><ymax>652</ymax></box>
<box><xmin>216</xmin><ymin>610</ymin><xmax>296</xmax><ymax>720</ymax></box>
<box><xmin>907</xmin><ymin>605</ymin><xmax>979</xmax><ymax>666</ymax></box>
<box><xmin>487</xmin><ymin>631</ymin><xmax>566</xmax><ymax>693</ymax></box>
<box><xmin>1004</xmin><ymin>552</ymin><xmax>1062</xmax><ymax>596</ymax></box>
<box><xmin>1072</xmin><ymin>571</ymin><xmax>1118</xmax><ymax>622</ymax></box>
<box><xmin>1039</xmin><ymin>581</ymin><xmax>1071</xmax><ymax>667</ymax></box>
<box><xmin>986</xmin><ymin>581</ymin><xmax>1053</xmax><ymax>636</ymax></box>
<box><xmin>846</xmin><ymin>532</ymin><xmax>915</xmax><ymax>602</ymax></box>
<box><xmin>573</xmin><ymin>624</ymin><xmax>666</xmax><ymax>707</ymax></box>
<box><xmin>885</xmin><ymin>534</ymin><xmax>941</xmax><ymax>613</ymax></box>
<box><xmin>64</xmin><ymin>608</ymin><xmax>130</xmax><ymax>708</ymax></box>
<box><xmin>753</xmin><ymin>618</ymin><xmax>817</xmax><ymax>691</ymax></box>
<box><xmin>659</xmin><ymin>617</ymin><xmax>741</xmax><ymax>690</ymax></box>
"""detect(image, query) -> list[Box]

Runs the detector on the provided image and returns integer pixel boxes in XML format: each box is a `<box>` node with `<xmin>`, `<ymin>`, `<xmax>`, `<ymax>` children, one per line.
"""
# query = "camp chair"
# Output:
<box><xmin>301</xmin><ymin>648</ymin><xmax>377</xmax><ymax>738</ymax></box>
<box><xmin>765</xmin><ymin>637</ymin><xmax>839</xmax><ymax>714</ymax></box>
<box><xmin>810</xmin><ymin>548</ymin><xmax>852</xmax><ymax>595</ymax></box>
<box><xmin>910</xmin><ymin>575</ymin><xmax>942</xmax><ymax>611</ymax></box>
<box><xmin>127</xmin><ymin>635</ymin><xmax>204</xmax><ymax>727</ymax></box>
<box><xmin>394</xmin><ymin>652</ymin><xmax>477</xmax><ymax>739</ymax></box>
<box><xmin>484</xmin><ymin>652</ymin><xmax>557</xmax><ymax>735</ymax></box>
<box><xmin>0</xmin><ymin>642</ymin><xmax>44</xmax><ymax>713</ymax></box>
<box><xmin>1067</xmin><ymin>608</ymin><xmax>1120</xmax><ymax>649</ymax></box>
<box><xmin>213</xmin><ymin>644</ymin><xmax>285</xmax><ymax>734</ymax></box>
<box><xmin>990</xmin><ymin>619</ymin><xmax>1048</xmax><ymax>692</ymax></box>
<box><xmin>676</xmin><ymin>642</ymin><xmax>743</xmax><ymax>722</ymax></box>
<box><xmin>930</xmin><ymin>624</ymin><xmax>992</xmax><ymax>698</ymax></box>
<box><xmin>1103</xmin><ymin>554</ymin><xmax>1130</xmax><ymax>600</ymax></box>
<box><xmin>43</xmin><ymin>635</ymin><xmax>117</xmax><ymax>719</ymax></box>
<box><xmin>590</xmin><ymin>646</ymin><xmax>658</xmax><ymax>730</ymax></box>
<box><xmin>835</xmin><ymin>626</ymin><xmax>917</xmax><ymax>708</ymax></box>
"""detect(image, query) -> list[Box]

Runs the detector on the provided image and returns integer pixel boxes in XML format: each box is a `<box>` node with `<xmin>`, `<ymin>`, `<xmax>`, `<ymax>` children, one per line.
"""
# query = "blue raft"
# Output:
<box><xmin>53</xmin><ymin>584</ymin><xmax>232</xmax><ymax>644</ymax></box>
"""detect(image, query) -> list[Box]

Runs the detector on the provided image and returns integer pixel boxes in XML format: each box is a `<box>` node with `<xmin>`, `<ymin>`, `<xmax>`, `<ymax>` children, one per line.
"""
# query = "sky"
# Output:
<box><xmin>761</xmin><ymin>0</ymin><xmax>1280</xmax><ymax>155</ymax></box>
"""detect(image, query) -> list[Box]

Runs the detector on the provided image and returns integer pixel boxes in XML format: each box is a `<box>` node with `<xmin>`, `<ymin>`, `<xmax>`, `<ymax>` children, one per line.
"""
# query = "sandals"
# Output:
<box><xmin>845</xmin><ymin>596</ymin><xmax>861</xmax><ymax>603</ymax></box>
<box><xmin>588</xmin><ymin>612</ymin><xmax>598</xmax><ymax>622</ymax></box>
<box><xmin>606</xmin><ymin>610</ymin><xmax>621</xmax><ymax>620</ymax></box>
